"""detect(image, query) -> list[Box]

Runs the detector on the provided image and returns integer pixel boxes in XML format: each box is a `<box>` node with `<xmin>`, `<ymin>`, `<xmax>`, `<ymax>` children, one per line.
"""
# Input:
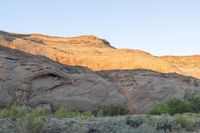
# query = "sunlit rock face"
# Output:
<box><xmin>1</xmin><ymin>46</ymin><xmax>200</xmax><ymax>114</ymax></box>
<box><xmin>1</xmin><ymin>30</ymin><xmax>200</xmax><ymax>79</ymax></box>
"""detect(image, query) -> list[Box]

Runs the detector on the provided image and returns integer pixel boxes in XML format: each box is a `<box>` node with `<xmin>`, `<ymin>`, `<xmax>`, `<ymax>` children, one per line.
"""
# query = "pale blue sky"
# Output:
<box><xmin>0</xmin><ymin>0</ymin><xmax>200</xmax><ymax>55</ymax></box>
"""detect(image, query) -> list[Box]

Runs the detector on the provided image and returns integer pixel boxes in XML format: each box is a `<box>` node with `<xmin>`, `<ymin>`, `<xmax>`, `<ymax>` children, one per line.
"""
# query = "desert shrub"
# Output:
<box><xmin>191</xmin><ymin>97</ymin><xmax>200</xmax><ymax>113</ymax></box>
<box><xmin>116</xmin><ymin>124</ymin><xmax>164</xmax><ymax>133</ymax></box>
<box><xmin>19</xmin><ymin>108</ymin><xmax>46</xmax><ymax>133</ymax></box>
<box><xmin>150</xmin><ymin>98</ymin><xmax>191</xmax><ymax>115</ymax></box>
<box><xmin>95</xmin><ymin>109</ymin><xmax>104</xmax><ymax>117</ymax></box>
<box><xmin>81</xmin><ymin>111</ymin><xmax>93</xmax><ymax>118</ymax></box>
<box><xmin>150</xmin><ymin>102</ymin><xmax>169</xmax><ymax>115</ymax></box>
<box><xmin>125</xmin><ymin>115</ymin><xmax>144</xmax><ymax>128</ymax></box>
<box><xmin>118</xmin><ymin>123</ymin><xmax>164</xmax><ymax>133</ymax></box>
<box><xmin>155</xmin><ymin>114</ymin><xmax>178</xmax><ymax>132</ymax></box>
<box><xmin>184</xmin><ymin>91</ymin><xmax>200</xmax><ymax>113</ymax></box>
<box><xmin>175</xmin><ymin>114</ymin><xmax>197</xmax><ymax>131</ymax></box>
<box><xmin>183</xmin><ymin>91</ymin><xmax>194</xmax><ymax>101</ymax></box>
<box><xmin>0</xmin><ymin>128</ymin><xmax>17</xmax><ymax>133</ymax></box>
<box><xmin>125</xmin><ymin>115</ymin><xmax>174</xmax><ymax>132</ymax></box>
<box><xmin>52</xmin><ymin>105</ymin><xmax>126</xmax><ymax>118</ymax></box>
<box><xmin>53</xmin><ymin>107</ymin><xmax>78</xmax><ymax>118</ymax></box>
<box><xmin>53</xmin><ymin>107</ymin><xmax>92</xmax><ymax>118</ymax></box>
<box><xmin>0</xmin><ymin>105</ymin><xmax>27</xmax><ymax>118</ymax></box>
<box><xmin>167</xmin><ymin>98</ymin><xmax>191</xmax><ymax>115</ymax></box>
<box><xmin>133</xmin><ymin>123</ymin><xmax>165</xmax><ymax>133</ymax></box>
<box><xmin>31</xmin><ymin>107</ymin><xmax>46</xmax><ymax>117</ymax></box>
<box><xmin>96</xmin><ymin>105</ymin><xmax>127</xmax><ymax>116</ymax></box>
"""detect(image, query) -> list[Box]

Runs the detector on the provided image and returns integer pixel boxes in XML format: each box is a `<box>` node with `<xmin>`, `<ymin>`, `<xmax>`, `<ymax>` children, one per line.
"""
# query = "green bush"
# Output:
<box><xmin>53</xmin><ymin>107</ymin><xmax>77</xmax><ymax>118</ymax></box>
<box><xmin>184</xmin><ymin>91</ymin><xmax>200</xmax><ymax>113</ymax></box>
<box><xmin>167</xmin><ymin>98</ymin><xmax>191</xmax><ymax>115</ymax></box>
<box><xmin>96</xmin><ymin>105</ymin><xmax>127</xmax><ymax>116</ymax></box>
<box><xmin>150</xmin><ymin>96</ymin><xmax>192</xmax><ymax>115</ymax></box>
<box><xmin>54</xmin><ymin>105</ymin><xmax>126</xmax><ymax>118</ymax></box>
<box><xmin>0</xmin><ymin>105</ymin><xmax>27</xmax><ymax>118</ymax></box>
<box><xmin>20</xmin><ymin>108</ymin><xmax>46</xmax><ymax>133</ymax></box>
<box><xmin>183</xmin><ymin>91</ymin><xmax>194</xmax><ymax>101</ymax></box>
<box><xmin>53</xmin><ymin>107</ymin><xmax>92</xmax><ymax>118</ymax></box>
<box><xmin>175</xmin><ymin>114</ymin><xmax>197</xmax><ymax>131</ymax></box>
<box><xmin>95</xmin><ymin>109</ymin><xmax>104</xmax><ymax>117</ymax></box>
<box><xmin>81</xmin><ymin>111</ymin><xmax>93</xmax><ymax>118</ymax></box>
<box><xmin>191</xmin><ymin>97</ymin><xmax>200</xmax><ymax>112</ymax></box>
<box><xmin>150</xmin><ymin>102</ymin><xmax>169</xmax><ymax>115</ymax></box>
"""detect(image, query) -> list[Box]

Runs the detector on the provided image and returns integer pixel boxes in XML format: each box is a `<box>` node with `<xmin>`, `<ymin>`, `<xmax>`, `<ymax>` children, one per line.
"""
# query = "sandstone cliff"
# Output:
<box><xmin>0</xmin><ymin>30</ymin><xmax>200</xmax><ymax>79</ymax></box>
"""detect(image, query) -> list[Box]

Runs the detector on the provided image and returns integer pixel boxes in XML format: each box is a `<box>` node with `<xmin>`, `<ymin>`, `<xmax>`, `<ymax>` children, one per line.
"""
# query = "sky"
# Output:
<box><xmin>0</xmin><ymin>0</ymin><xmax>200</xmax><ymax>56</ymax></box>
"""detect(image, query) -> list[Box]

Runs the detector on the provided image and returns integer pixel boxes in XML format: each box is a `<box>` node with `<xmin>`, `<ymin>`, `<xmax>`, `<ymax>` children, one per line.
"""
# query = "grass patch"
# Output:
<box><xmin>53</xmin><ymin>107</ymin><xmax>92</xmax><ymax>118</ymax></box>
<box><xmin>99</xmin><ymin>105</ymin><xmax>127</xmax><ymax>116</ymax></box>
<box><xmin>19</xmin><ymin>108</ymin><xmax>46</xmax><ymax>133</ymax></box>
<box><xmin>94</xmin><ymin>105</ymin><xmax>128</xmax><ymax>117</ymax></box>
<box><xmin>0</xmin><ymin>105</ymin><xmax>27</xmax><ymax>119</ymax></box>
<box><xmin>53</xmin><ymin>105</ymin><xmax>127</xmax><ymax>118</ymax></box>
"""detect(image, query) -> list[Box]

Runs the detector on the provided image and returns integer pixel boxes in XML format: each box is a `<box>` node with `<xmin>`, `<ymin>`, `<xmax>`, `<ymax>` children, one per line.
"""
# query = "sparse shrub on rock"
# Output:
<box><xmin>53</xmin><ymin>107</ymin><xmax>93</xmax><ymax>118</ymax></box>
<box><xmin>175</xmin><ymin>114</ymin><xmax>197</xmax><ymax>131</ymax></box>
<box><xmin>19</xmin><ymin>108</ymin><xmax>46</xmax><ymax>133</ymax></box>
<box><xmin>96</xmin><ymin>105</ymin><xmax>127</xmax><ymax>116</ymax></box>
<box><xmin>0</xmin><ymin>105</ymin><xmax>27</xmax><ymax>119</ymax></box>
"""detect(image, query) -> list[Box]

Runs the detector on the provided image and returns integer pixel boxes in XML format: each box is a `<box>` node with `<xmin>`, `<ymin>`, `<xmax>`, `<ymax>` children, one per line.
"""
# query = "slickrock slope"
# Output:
<box><xmin>1</xmin><ymin>46</ymin><xmax>200</xmax><ymax>113</ymax></box>
<box><xmin>96</xmin><ymin>70</ymin><xmax>200</xmax><ymax>113</ymax></box>
<box><xmin>0</xmin><ymin>46</ymin><xmax>127</xmax><ymax>112</ymax></box>
<box><xmin>1</xmin><ymin>30</ymin><xmax>200</xmax><ymax>78</ymax></box>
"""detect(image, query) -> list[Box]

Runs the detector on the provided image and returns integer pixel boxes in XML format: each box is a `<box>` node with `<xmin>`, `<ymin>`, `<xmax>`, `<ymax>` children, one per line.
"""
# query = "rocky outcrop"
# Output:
<box><xmin>1</xmin><ymin>46</ymin><xmax>200</xmax><ymax>113</ymax></box>
<box><xmin>1</xmin><ymin>30</ymin><xmax>200</xmax><ymax>114</ymax></box>
<box><xmin>0</xmin><ymin>46</ymin><xmax>127</xmax><ymax>112</ymax></box>
<box><xmin>96</xmin><ymin>70</ymin><xmax>200</xmax><ymax>113</ymax></box>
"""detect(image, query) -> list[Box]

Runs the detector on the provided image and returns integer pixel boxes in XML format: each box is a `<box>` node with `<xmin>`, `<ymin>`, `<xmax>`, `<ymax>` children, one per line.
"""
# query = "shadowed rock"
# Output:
<box><xmin>0</xmin><ymin>46</ymin><xmax>127</xmax><ymax>112</ymax></box>
<box><xmin>96</xmin><ymin>70</ymin><xmax>200</xmax><ymax>113</ymax></box>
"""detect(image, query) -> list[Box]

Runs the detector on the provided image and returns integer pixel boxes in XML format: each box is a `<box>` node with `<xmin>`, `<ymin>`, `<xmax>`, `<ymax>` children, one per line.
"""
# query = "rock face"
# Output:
<box><xmin>96</xmin><ymin>70</ymin><xmax>200</xmax><ymax>113</ymax></box>
<box><xmin>1</xmin><ymin>30</ymin><xmax>200</xmax><ymax>79</ymax></box>
<box><xmin>1</xmin><ymin>46</ymin><xmax>200</xmax><ymax>113</ymax></box>
<box><xmin>0</xmin><ymin>46</ymin><xmax>127</xmax><ymax>112</ymax></box>
<box><xmin>1</xmin><ymin>30</ymin><xmax>200</xmax><ymax>114</ymax></box>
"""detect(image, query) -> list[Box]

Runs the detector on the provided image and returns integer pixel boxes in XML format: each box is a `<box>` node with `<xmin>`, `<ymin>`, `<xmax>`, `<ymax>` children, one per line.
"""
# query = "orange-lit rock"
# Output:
<box><xmin>1</xmin><ymin>30</ymin><xmax>200</xmax><ymax>79</ymax></box>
